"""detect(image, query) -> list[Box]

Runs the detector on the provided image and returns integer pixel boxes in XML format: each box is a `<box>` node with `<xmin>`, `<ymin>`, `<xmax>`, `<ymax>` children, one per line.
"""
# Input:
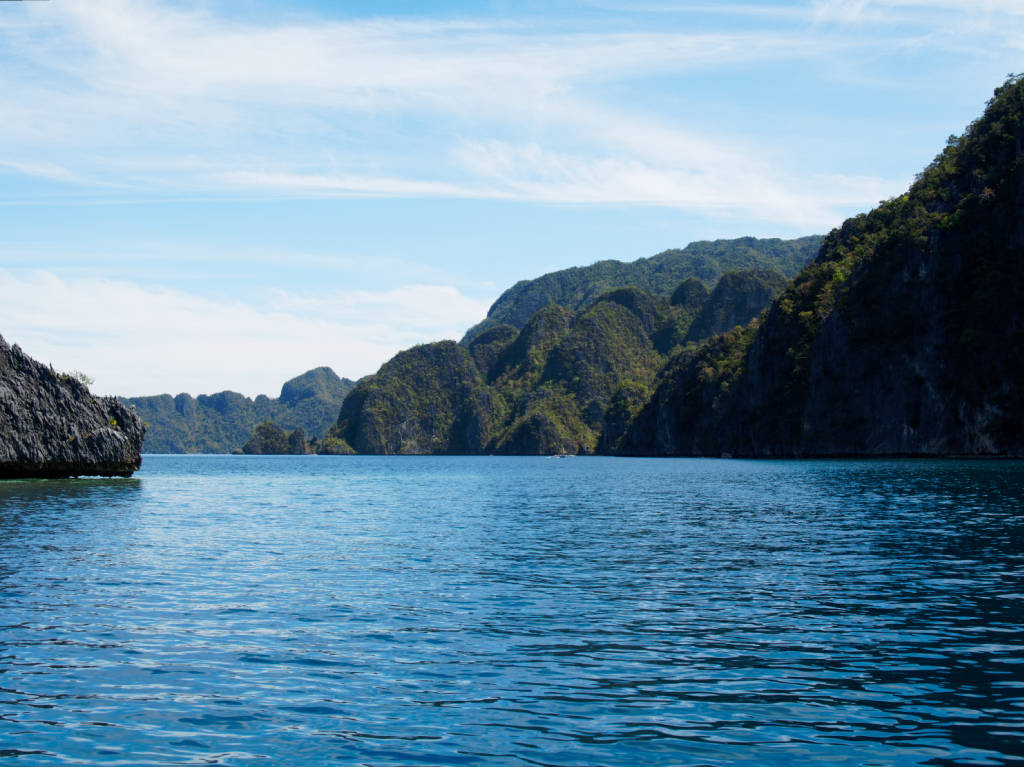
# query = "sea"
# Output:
<box><xmin>1</xmin><ymin>455</ymin><xmax>1023</xmax><ymax>766</ymax></box>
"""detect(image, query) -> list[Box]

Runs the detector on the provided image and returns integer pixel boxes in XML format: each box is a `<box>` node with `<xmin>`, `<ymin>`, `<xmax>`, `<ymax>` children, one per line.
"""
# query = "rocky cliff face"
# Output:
<box><xmin>683</xmin><ymin>268</ymin><xmax>787</xmax><ymax>344</ymax></box>
<box><xmin>0</xmin><ymin>335</ymin><xmax>144</xmax><ymax>478</ymax></box>
<box><xmin>622</xmin><ymin>75</ymin><xmax>1024</xmax><ymax>457</ymax></box>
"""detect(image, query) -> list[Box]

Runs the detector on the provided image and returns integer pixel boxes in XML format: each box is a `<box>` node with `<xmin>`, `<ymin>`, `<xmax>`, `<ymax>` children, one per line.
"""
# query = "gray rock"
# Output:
<box><xmin>0</xmin><ymin>335</ymin><xmax>144</xmax><ymax>478</ymax></box>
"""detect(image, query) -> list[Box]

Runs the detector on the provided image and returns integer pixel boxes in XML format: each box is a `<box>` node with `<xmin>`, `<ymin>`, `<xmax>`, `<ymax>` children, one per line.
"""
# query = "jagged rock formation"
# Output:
<box><xmin>126</xmin><ymin>367</ymin><xmax>355</xmax><ymax>453</ymax></box>
<box><xmin>0</xmin><ymin>335</ymin><xmax>144</xmax><ymax>478</ymax></box>
<box><xmin>621</xmin><ymin>75</ymin><xmax>1024</xmax><ymax>457</ymax></box>
<box><xmin>462</xmin><ymin>236</ymin><xmax>820</xmax><ymax>343</ymax></box>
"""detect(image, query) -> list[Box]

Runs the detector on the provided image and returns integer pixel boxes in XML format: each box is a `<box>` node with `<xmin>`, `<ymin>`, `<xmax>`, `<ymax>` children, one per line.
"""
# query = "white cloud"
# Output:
<box><xmin>0</xmin><ymin>0</ymin><xmax>1011</xmax><ymax>225</ymax></box>
<box><xmin>37</xmin><ymin>1</ymin><xmax>817</xmax><ymax>104</ymax></box>
<box><xmin>870</xmin><ymin>0</ymin><xmax>1024</xmax><ymax>12</ymax></box>
<box><xmin>457</xmin><ymin>139</ymin><xmax>903</xmax><ymax>230</ymax></box>
<box><xmin>0</xmin><ymin>0</ymin><xmax>845</xmax><ymax>224</ymax></box>
<box><xmin>217</xmin><ymin>171</ymin><xmax>493</xmax><ymax>200</ymax></box>
<box><xmin>217</xmin><ymin>136</ymin><xmax>901</xmax><ymax>232</ymax></box>
<box><xmin>0</xmin><ymin>269</ymin><xmax>493</xmax><ymax>398</ymax></box>
<box><xmin>811</xmin><ymin>0</ymin><xmax>1024</xmax><ymax>25</ymax></box>
<box><xmin>8</xmin><ymin>0</ymin><xmax>820</xmax><ymax>124</ymax></box>
<box><xmin>0</xmin><ymin>160</ymin><xmax>78</xmax><ymax>183</ymax></box>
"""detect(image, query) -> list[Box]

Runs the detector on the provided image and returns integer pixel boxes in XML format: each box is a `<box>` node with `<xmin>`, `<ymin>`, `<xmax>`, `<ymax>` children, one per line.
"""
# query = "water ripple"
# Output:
<box><xmin>1</xmin><ymin>456</ymin><xmax>1023</xmax><ymax>765</ymax></box>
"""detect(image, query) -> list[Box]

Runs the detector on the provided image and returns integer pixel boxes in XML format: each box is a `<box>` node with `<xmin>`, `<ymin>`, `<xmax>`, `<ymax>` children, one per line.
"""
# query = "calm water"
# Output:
<box><xmin>1</xmin><ymin>456</ymin><xmax>1023</xmax><ymax>766</ymax></box>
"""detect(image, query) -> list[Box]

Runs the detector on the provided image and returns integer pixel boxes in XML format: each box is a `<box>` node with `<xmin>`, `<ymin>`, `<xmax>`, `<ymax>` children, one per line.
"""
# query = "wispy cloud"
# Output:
<box><xmin>11</xmin><ymin>0</ymin><xmax>819</xmax><ymax>118</ymax></box>
<box><xmin>0</xmin><ymin>0</ymin><xmax>921</xmax><ymax>229</ymax></box>
<box><xmin>217</xmin><ymin>171</ymin><xmax>491</xmax><ymax>200</ymax></box>
<box><xmin>0</xmin><ymin>269</ymin><xmax>492</xmax><ymax>397</ymax></box>
<box><xmin>216</xmin><ymin>122</ymin><xmax>902</xmax><ymax>231</ymax></box>
<box><xmin>449</xmin><ymin>140</ymin><xmax>895</xmax><ymax>230</ymax></box>
<box><xmin>0</xmin><ymin>160</ymin><xmax>78</xmax><ymax>183</ymax></box>
<box><xmin>811</xmin><ymin>0</ymin><xmax>1024</xmax><ymax>26</ymax></box>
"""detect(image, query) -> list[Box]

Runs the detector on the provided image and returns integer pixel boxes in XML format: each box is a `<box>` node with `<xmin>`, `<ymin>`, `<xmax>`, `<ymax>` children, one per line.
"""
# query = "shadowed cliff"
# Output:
<box><xmin>621</xmin><ymin>75</ymin><xmax>1024</xmax><ymax>457</ymax></box>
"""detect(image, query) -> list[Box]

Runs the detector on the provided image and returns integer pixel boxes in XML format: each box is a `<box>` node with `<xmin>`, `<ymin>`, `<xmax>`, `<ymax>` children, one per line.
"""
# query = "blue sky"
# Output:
<box><xmin>0</xmin><ymin>0</ymin><xmax>1020</xmax><ymax>396</ymax></box>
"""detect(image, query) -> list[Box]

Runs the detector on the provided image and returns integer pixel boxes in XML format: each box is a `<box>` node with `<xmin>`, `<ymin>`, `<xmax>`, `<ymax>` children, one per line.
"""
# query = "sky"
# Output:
<box><xmin>0</xmin><ymin>0</ymin><xmax>1020</xmax><ymax>397</ymax></box>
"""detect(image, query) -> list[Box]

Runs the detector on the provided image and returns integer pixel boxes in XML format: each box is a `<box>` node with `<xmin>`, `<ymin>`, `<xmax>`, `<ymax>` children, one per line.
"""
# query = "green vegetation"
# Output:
<box><xmin>683</xmin><ymin>268</ymin><xmax>787</xmax><ymax>344</ymax></box>
<box><xmin>623</xmin><ymin>74</ymin><xmax>1024</xmax><ymax>456</ymax></box>
<box><xmin>125</xmin><ymin>367</ymin><xmax>355</xmax><ymax>453</ymax></box>
<box><xmin>462</xmin><ymin>236</ymin><xmax>821</xmax><ymax>342</ymax></box>
<box><xmin>309</xmin><ymin>435</ymin><xmax>356</xmax><ymax>455</ymax></box>
<box><xmin>61</xmin><ymin>370</ymin><xmax>94</xmax><ymax>389</ymax></box>
<box><xmin>241</xmin><ymin>421</ymin><xmax>310</xmax><ymax>455</ymax></box>
<box><xmin>329</xmin><ymin>341</ymin><xmax>483</xmax><ymax>454</ymax></box>
<box><xmin>334</xmin><ymin>262</ymin><xmax>790</xmax><ymax>454</ymax></box>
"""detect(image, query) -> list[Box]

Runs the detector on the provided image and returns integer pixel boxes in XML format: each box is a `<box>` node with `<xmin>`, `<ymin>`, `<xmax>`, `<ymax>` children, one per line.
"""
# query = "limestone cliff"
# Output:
<box><xmin>621</xmin><ymin>75</ymin><xmax>1024</xmax><ymax>457</ymax></box>
<box><xmin>0</xmin><ymin>335</ymin><xmax>144</xmax><ymax>478</ymax></box>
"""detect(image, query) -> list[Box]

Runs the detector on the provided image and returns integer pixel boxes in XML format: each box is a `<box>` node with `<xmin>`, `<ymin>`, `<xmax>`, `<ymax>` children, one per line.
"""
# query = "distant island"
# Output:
<box><xmin>125</xmin><ymin>367</ymin><xmax>354</xmax><ymax>454</ymax></box>
<box><xmin>462</xmin><ymin>235</ymin><xmax>821</xmax><ymax>343</ymax></box>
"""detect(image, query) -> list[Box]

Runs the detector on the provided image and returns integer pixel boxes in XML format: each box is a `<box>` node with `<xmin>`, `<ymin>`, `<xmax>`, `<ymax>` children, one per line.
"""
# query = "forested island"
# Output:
<box><xmin>326</xmin><ymin>75</ymin><xmax>1024</xmax><ymax>457</ymax></box>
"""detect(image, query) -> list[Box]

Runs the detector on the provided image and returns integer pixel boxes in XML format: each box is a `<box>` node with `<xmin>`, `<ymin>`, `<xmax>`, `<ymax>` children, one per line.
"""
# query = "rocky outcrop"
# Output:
<box><xmin>0</xmin><ymin>335</ymin><xmax>144</xmax><ymax>478</ymax></box>
<box><xmin>240</xmin><ymin>421</ymin><xmax>309</xmax><ymax>455</ymax></box>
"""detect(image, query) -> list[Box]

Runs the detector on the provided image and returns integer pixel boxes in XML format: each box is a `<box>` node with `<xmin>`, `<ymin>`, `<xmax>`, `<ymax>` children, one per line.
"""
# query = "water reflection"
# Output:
<box><xmin>0</xmin><ymin>476</ymin><xmax>141</xmax><ymax>507</ymax></box>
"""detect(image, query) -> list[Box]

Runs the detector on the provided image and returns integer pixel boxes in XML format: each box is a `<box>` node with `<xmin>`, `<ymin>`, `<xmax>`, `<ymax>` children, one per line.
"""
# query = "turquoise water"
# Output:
<box><xmin>1</xmin><ymin>456</ymin><xmax>1023</xmax><ymax>766</ymax></box>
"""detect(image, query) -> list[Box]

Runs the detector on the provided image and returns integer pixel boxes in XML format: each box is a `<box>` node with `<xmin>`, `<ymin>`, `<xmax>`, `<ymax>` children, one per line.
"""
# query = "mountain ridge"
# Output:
<box><xmin>462</xmin><ymin>236</ymin><xmax>822</xmax><ymax>343</ymax></box>
<box><xmin>330</xmin><ymin>261</ymin><xmax>795</xmax><ymax>454</ymax></box>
